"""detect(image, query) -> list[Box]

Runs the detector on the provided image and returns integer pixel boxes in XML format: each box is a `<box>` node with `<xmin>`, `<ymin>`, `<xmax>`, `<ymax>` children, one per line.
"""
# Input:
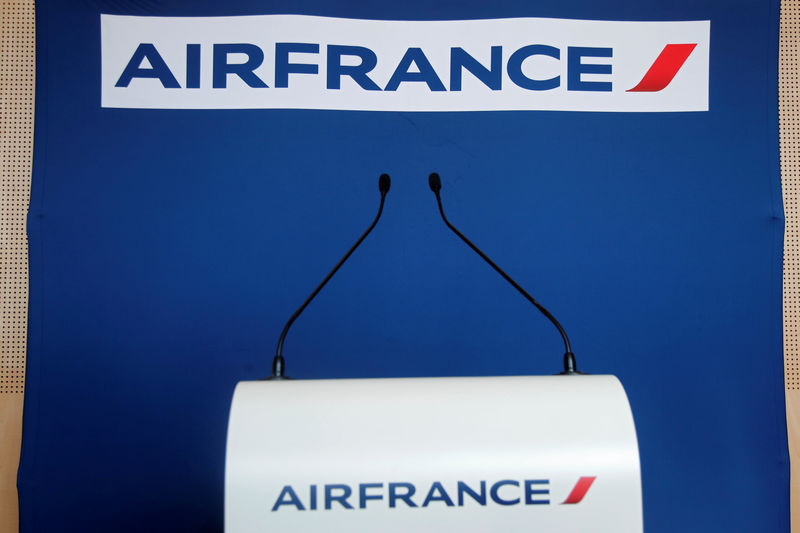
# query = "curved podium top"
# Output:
<box><xmin>225</xmin><ymin>375</ymin><xmax>642</xmax><ymax>533</ymax></box>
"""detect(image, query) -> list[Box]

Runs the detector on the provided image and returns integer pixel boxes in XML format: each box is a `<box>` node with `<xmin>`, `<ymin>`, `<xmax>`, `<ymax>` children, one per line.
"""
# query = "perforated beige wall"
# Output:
<box><xmin>782</xmin><ymin>0</ymin><xmax>800</xmax><ymax>530</ymax></box>
<box><xmin>0</xmin><ymin>1</ymin><xmax>34</xmax><ymax>531</ymax></box>
<box><xmin>784</xmin><ymin>0</ymin><xmax>800</xmax><ymax>390</ymax></box>
<box><xmin>0</xmin><ymin>0</ymin><xmax>31</xmax><ymax>392</ymax></box>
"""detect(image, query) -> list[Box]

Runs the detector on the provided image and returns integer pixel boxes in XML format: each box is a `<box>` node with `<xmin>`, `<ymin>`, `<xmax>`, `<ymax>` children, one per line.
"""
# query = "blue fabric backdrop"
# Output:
<box><xmin>21</xmin><ymin>0</ymin><xmax>786</xmax><ymax>531</ymax></box>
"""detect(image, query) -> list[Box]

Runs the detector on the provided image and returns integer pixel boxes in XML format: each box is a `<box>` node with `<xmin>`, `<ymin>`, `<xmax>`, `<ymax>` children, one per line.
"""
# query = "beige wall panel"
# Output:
<box><xmin>0</xmin><ymin>1</ymin><xmax>34</xmax><ymax>532</ymax></box>
<box><xmin>0</xmin><ymin>396</ymin><xmax>23</xmax><ymax>533</ymax></box>
<box><xmin>783</xmin><ymin>1</ymin><xmax>800</xmax><ymax>531</ymax></box>
<box><xmin>788</xmin><ymin>389</ymin><xmax>800</xmax><ymax>532</ymax></box>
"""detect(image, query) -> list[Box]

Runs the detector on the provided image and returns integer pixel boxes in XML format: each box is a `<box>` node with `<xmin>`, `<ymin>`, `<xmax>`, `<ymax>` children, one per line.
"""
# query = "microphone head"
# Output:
<box><xmin>428</xmin><ymin>172</ymin><xmax>442</xmax><ymax>193</ymax></box>
<box><xmin>379</xmin><ymin>173</ymin><xmax>391</xmax><ymax>194</ymax></box>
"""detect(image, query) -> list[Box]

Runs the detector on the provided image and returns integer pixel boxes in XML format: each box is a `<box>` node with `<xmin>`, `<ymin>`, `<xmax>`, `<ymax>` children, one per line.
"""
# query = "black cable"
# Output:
<box><xmin>271</xmin><ymin>174</ymin><xmax>391</xmax><ymax>379</ymax></box>
<box><xmin>428</xmin><ymin>173</ymin><xmax>579</xmax><ymax>375</ymax></box>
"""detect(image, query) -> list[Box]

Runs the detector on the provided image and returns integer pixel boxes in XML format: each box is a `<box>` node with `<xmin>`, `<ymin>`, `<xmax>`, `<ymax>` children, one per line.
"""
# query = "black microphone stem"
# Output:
<box><xmin>429</xmin><ymin>174</ymin><xmax>578</xmax><ymax>375</ymax></box>
<box><xmin>271</xmin><ymin>175</ymin><xmax>390</xmax><ymax>379</ymax></box>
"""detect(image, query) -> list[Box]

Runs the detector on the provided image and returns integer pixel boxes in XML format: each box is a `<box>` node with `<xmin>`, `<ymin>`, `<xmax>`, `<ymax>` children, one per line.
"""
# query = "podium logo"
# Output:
<box><xmin>101</xmin><ymin>15</ymin><xmax>709</xmax><ymax>112</ymax></box>
<box><xmin>270</xmin><ymin>477</ymin><xmax>597</xmax><ymax>511</ymax></box>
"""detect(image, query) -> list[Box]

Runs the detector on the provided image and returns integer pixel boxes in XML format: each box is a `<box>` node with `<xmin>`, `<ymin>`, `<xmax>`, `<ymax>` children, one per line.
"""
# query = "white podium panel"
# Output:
<box><xmin>225</xmin><ymin>375</ymin><xmax>642</xmax><ymax>532</ymax></box>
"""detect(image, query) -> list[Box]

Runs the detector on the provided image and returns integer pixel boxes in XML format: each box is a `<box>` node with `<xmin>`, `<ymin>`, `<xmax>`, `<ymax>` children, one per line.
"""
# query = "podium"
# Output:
<box><xmin>225</xmin><ymin>375</ymin><xmax>642</xmax><ymax>532</ymax></box>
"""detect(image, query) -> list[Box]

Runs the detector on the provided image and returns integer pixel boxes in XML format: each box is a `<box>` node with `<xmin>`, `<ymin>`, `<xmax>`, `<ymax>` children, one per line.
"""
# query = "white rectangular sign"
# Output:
<box><xmin>101</xmin><ymin>14</ymin><xmax>709</xmax><ymax>112</ymax></box>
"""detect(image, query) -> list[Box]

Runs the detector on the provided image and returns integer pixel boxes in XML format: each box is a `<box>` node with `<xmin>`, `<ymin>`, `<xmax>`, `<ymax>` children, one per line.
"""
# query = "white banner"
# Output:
<box><xmin>101</xmin><ymin>14</ymin><xmax>709</xmax><ymax>112</ymax></box>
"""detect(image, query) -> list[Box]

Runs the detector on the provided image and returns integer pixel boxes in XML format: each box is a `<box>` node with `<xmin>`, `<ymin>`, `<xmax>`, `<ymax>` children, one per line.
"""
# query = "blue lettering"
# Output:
<box><xmin>507</xmin><ymin>44</ymin><xmax>560</xmax><ymax>91</ymax></box>
<box><xmin>117</xmin><ymin>42</ymin><xmax>619</xmax><ymax>95</ymax></box>
<box><xmin>388</xmin><ymin>482</ymin><xmax>418</xmax><ymax>508</ymax></box>
<box><xmin>450</xmin><ymin>47</ymin><xmax>502</xmax><ymax>91</ymax></box>
<box><xmin>524</xmin><ymin>479</ymin><xmax>549</xmax><ymax>504</ymax></box>
<box><xmin>490</xmin><ymin>480</ymin><xmax>520</xmax><ymax>506</ymax></box>
<box><xmin>359</xmin><ymin>483</ymin><xmax>383</xmax><ymax>508</ymax></box>
<box><xmin>271</xmin><ymin>485</ymin><xmax>305</xmax><ymax>511</ymax></box>
<box><xmin>327</xmin><ymin>45</ymin><xmax>380</xmax><ymax>90</ymax></box>
<box><xmin>385</xmin><ymin>48</ymin><xmax>446</xmax><ymax>92</ymax></box>
<box><xmin>457</xmin><ymin>481</ymin><xmax>487</xmax><ymax>506</ymax></box>
<box><xmin>275</xmin><ymin>42</ymin><xmax>319</xmax><ymax>88</ymax></box>
<box><xmin>324</xmin><ymin>484</ymin><xmax>354</xmax><ymax>509</ymax></box>
<box><xmin>422</xmin><ymin>482</ymin><xmax>454</xmax><ymax>506</ymax></box>
<box><xmin>273</xmin><ymin>479</ymin><xmax>555</xmax><ymax>510</ymax></box>
<box><xmin>212</xmin><ymin>43</ymin><xmax>268</xmax><ymax>89</ymax></box>
<box><xmin>186</xmin><ymin>44</ymin><xmax>200</xmax><ymax>89</ymax></box>
<box><xmin>115</xmin><ymin>43</ymin><xmax>180</xmax><ymax>88</ymax></box>
<box><xmin>567</xmin><ymin>47</ymin><xmax>612</xmax><ymax>92</ymax></box>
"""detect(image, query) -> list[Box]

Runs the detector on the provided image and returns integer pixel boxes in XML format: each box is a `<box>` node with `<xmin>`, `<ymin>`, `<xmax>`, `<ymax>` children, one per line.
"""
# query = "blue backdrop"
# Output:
<box><xmin>21</xmin><ymin>0</ymin><xmax>786</xmax><ymax>531</ymax></box>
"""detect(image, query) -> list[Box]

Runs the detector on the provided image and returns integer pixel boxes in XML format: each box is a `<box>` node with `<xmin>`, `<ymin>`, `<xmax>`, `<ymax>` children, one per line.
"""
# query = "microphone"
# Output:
<box><xmin>270</xmin><ymin>173</ymin><xmax>391</xmax><ymax>379</ymax></box>
<box><xmin>427</xmin><ymin>172</ymin><xmax>580</xmax><ymax>375</ymax></box>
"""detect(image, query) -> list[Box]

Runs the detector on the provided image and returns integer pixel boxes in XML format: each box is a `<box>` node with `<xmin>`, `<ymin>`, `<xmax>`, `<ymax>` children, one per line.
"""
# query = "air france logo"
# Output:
<box><xmin>114</xmin><ymin>42</ymin><xmax>697</xmax><ymax>95</ymax></box>
<box><xmin>270</xmin><ymin>477</ymin><xmax>597</xmax><ymax>511</ymax></box>
<box><xmin>101</xmin><ymin>14</ymin><xmax>710</xmax><ymax>112</ymax></box>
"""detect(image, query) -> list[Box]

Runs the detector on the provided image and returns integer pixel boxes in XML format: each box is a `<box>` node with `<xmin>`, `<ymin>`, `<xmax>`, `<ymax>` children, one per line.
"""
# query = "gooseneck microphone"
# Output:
<box><xmin>270</xmin><ymin>174</ymin><xmax>391</xmax><ymax>379</ymax></box>
<box><xmin>427</xmin><ymin>173</ymin><xmax>579</xmax><ymax>375</ymax></box>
